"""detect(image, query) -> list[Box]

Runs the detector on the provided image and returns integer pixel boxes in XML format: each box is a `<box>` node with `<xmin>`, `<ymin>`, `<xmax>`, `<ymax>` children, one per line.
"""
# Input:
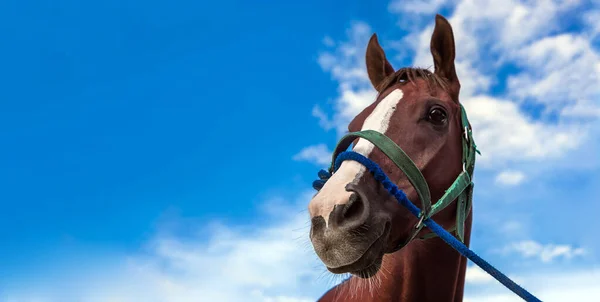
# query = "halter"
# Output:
<box><xmin>312</xmin><ymin>104</ymin><xmax>542</xmax><ymax>302</ymax></box>
<box><xmin>314</xmin><ymin>104</ymin><xmax>477</xmax><ymax>247</ymax></box>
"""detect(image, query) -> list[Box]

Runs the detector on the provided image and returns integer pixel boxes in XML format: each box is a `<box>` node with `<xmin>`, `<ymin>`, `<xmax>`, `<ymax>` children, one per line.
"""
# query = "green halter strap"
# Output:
<box><xmin>329</xmin><ymin>104</ymin><xmax>478</xmax><ymax>244</ymax></box>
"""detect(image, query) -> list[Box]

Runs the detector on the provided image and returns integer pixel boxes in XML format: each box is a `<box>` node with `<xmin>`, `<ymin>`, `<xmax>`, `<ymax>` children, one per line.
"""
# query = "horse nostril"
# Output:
<box><xmin>344</xmin><ymin>193</ymin><xmax>365</xmax><ymax>221</ymax></box>
<box><xmin>328</xmin><ymin>192</ymin><xmax>369</xmax><ymax>231</ymax></box>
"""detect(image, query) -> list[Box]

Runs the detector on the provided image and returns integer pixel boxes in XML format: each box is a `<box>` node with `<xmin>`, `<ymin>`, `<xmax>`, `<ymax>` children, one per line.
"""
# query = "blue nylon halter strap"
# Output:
<box><xmin>314</xmin><ymin>151</ymin><xmax>542</xmax><ymax>302</ymax></box>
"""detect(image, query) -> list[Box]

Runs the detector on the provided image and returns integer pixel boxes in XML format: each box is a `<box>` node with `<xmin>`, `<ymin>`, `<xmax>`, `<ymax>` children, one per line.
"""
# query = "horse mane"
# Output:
<box><xmin>377</xmin><ymin>67</ymin><xmax>449</xmax><ymax>95</ymax></box>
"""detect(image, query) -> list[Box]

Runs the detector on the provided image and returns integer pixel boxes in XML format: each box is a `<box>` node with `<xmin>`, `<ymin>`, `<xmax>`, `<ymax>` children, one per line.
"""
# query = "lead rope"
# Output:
<box><xmin>313</xmin><ymin>151</ymin><xmax>543</xmax><ymax>302</ymax></box>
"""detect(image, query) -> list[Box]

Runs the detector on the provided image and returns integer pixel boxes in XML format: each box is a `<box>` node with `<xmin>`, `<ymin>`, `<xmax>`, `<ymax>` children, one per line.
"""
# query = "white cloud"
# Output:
<box><xmin>402</xmin><ymin>0</ymin><xmax>580</xmax><ymax>70</ymax></box>
<box><xmin>508</xmin><ymin>34</ymin><xmax>600</xmax><ymax>114</ymax></box>
<box><xmin>2</xmin><ymin>192</ymin><xmax>597</xmax><ymax>302</ymax></box>
<box><xmin>465</xmin><ymin>265</ymin><xmax>494</xmax><ymax>284</ymax></box>
<box><xmin>561</xmin><ymin>99</ymin><xmax>600</xmax><ymax>118</ymax></box>
<box><xmin>501</xmin><ymin>220</ymin><xmax>525</xmax><ymax>235</ymax></box>
<box><xmin>312</xmin><ymin>0</ymin><xmax>599</xmax><ymax>168</ymax></box>
<box><xmin>458</xmin><ymin>96</ymin><xmax>582</xmax><ymax>167</ymax></box>
<box><xmin>495</xmin><ymin>170</ymin><xmax>526</xmax><ymax>186</ymax></box>
<box><xmin>293</xmin><ymin>144</ymin><xmax>332</xmax><ymax>166</ymax></box>
<box><xmin>5</xmin><ymin>216</ymin><xmax>594</xmax><ymax>302</ymax></box>
<box><xmin>316</xmin><ymin>22</ymin><xmax>377</xmax><ymax>136</ymax></box>
<box><xmin>322</xmin><ymin>36</ymin><xmax>335</xmax><ymax>47</ymax></box>
<box><xmin>382</xmin><ymin>0</ymin><xmax>600</xmax><ymax>168</ymax></box>
<box><xmin>2</xmin><ymin>193</ymin><xmax>334</xmax><ymax>302</ymax></box>
<box><xmin>437</xmin><ymin>0</ymin><xmax>581</xmax><ymax>58</ymax></box>
<box><xmin>388</xmin><ymin>0</ymin><xmax>450</xmax><ymax>15</ymax></box>
<box><xmin>464</xmin><ymin>268</ymin><xmax>600</xmax><ymax>301</ymax></box>
<box><xmin>500</xmin><ymin>240</ymin><xmax>587</xmax><ymax>263</ymax></box>
<box><xmin>584</xmin><ymin>9</ymin><xmax>600</xmax><ymax>38</ymax></box>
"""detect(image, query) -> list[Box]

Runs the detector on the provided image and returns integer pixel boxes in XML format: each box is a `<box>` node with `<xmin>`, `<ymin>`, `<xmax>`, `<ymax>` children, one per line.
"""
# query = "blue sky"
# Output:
<box><xmin>1</xmin><ymin>0</ymin><xmax>334</xmax><ymax>259</ymax></box>
<box><xmin>2</xmin><ymin>0</ymin><xmax>600</xmax><ymax>301</ymax></box>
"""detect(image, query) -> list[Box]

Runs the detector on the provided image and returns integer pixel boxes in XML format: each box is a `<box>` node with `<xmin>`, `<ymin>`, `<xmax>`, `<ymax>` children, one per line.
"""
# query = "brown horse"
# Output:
<box><xmin>308</xmin><ymin>15</ymin><xmax>472</xmax><ymax>301</ymax></box>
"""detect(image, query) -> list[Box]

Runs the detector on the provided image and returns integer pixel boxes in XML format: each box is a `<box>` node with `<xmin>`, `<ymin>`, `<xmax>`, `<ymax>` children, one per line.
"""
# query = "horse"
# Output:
<box><xmin>308</xmin><ymin>14</ymin><xmax>473</xmax><ymax>301</ymax></box>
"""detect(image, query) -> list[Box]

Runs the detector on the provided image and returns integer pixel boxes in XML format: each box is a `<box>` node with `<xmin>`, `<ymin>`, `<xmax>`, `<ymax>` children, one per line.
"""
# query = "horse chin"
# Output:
<box><xmin>325</xmin><ymin>223</ymin><xmax>389</xmax><ymax>278</ymax></box>
<box><xmin>351</xmin><ymin>255</ymin><xmax>384</xmax><ymax>279</ymax></box>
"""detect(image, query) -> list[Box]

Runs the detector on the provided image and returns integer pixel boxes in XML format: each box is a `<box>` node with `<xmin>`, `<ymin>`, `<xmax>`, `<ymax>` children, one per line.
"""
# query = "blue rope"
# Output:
<box><xmin>314</xmin><ymin>151</ymin><xmax>542</xmax><ymax>302</ymax></box>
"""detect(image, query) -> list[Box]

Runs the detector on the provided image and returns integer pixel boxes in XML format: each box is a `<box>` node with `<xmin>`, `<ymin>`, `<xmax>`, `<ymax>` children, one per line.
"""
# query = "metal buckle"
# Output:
<box><xmin>415</xmin><ymin>213</ymin><xmax>426</xmax><ymax>229</ymax></box>
<box><xmin>464</xmin><ymin>126</ymin><xmax>469</xmax><ymax>143</ymax></box>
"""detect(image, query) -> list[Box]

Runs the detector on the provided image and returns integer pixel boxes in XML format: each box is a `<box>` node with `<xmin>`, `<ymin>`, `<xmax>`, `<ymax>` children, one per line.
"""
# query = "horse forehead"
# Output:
<box><xmin>364</xmin><ymin>89</ymin><xmax>405</xmax><ymax>128</ymax></box>
<box><xmin>350</xmin><ymin>86</ymin><xmax>410</xmax><ymax>127</ymax></box>
<box><xmin>374</xmin><ymin>87</ymin><xmax>421</xmax><ymax>121</ymax></box>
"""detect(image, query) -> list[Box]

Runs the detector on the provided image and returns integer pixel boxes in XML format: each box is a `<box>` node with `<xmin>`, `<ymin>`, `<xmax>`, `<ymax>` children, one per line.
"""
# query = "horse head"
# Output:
<box><xmin>308</xmin><ymin>14</ymin><xmax>467</xmax><ymax>279</ymax></box>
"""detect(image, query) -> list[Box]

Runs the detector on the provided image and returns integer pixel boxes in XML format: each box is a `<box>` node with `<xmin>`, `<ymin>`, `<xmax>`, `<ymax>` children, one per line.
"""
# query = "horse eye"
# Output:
<box><xmin>427</xmin><ymin>107</ymin><xmax>447</xmax><ymax>125</ymax></box>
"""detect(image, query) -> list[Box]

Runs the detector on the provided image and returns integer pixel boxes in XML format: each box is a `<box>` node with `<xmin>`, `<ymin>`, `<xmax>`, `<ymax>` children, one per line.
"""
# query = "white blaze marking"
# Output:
<box><xmin>309</xmin><ymin>89</ymin><xmax>404</xmax><ymax>226</ymax></box>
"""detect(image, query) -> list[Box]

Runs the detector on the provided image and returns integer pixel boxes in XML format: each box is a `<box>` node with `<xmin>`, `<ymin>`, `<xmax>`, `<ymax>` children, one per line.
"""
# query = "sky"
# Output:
<box><xmin>1</xmin><ymin>0</ymin><xmax>599</xmax><ymax>301</ymax></box>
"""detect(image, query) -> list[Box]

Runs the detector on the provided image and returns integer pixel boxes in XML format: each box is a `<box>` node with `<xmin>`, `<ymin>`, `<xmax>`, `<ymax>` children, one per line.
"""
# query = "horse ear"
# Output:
<box><xmin>366</xmin><ymin>33</ymin><xmax>395</xmax><ymax>91</ymax></box>
<box><xmin>430</xmin><ymin>14</ymin><xmax>460</xmax><ymax>98</ymax></box>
